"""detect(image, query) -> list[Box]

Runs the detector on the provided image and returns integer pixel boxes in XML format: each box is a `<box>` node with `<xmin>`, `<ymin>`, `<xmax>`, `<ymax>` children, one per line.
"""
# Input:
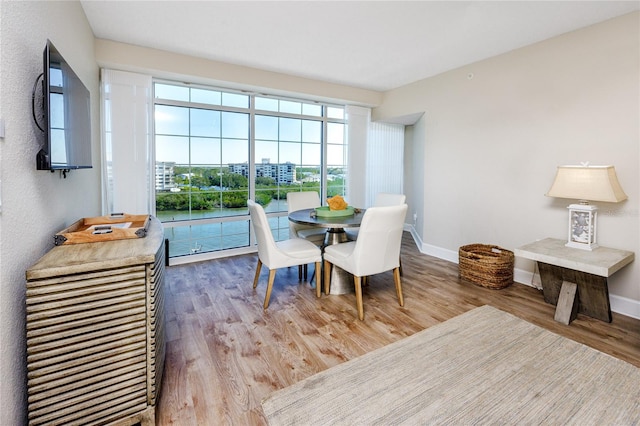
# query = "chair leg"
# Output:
<box><xmin>298</xmin><ymin>265</ymin><xmax>303</xmax><ymax>281</ymax></box>
<box><xmin>304</xmin><ymin>264</ymin><xmax>308</xmax><ymax>280</ymax></box>
<box><xmin>264</xmin><ymin>269</ymin><xmax>277</xmax><ymax>309</ymax></box>
<box><xmin>393</xmin><ymin>267</ymin><xmax>404</xmax><ymax>307</ymax></box>
<box><xmin>323</xmin><ymin>260</ymin><xmax>332</xmax><ymax>295</ymax></box>
<box><xmin>354</xmin><ymin>275</ymin><xmax>364</xmax><ymax>320</ymax></box>
<box><xmin>399</xmin><ymin>257</ymin><xmax>403</xmax><ymax>276</ymax></box>
<box><xmin>253</xmin><ymin>259</ymin><xmax>263</xmax><ymax>289</ymax></box>
<box><xmin>315</xmin><ymin>261</ymin><xmax>322</xmax><ymax>298</ymax></box>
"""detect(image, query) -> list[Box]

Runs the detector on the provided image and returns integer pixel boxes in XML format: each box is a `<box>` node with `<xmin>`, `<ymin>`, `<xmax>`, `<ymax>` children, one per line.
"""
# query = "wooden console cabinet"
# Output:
<box><xmin>26</xmin><ymin>216</ymin><xmax>166</xmax><ymax>425</ymax></box>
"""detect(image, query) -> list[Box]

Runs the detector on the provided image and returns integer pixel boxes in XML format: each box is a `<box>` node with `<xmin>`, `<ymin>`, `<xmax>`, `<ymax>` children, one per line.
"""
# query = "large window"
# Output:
<box><xmin>153</xmin><ymin>82</ymin><xmax>346</xmax><ymax>262</ymax></box>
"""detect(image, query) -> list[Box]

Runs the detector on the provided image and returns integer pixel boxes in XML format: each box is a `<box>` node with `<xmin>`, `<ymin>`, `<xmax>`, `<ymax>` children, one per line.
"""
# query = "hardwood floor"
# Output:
<box><xmin>157</xmin><ymin>233</ymin><xmax>640</xmax><ymax>425</ymax></box>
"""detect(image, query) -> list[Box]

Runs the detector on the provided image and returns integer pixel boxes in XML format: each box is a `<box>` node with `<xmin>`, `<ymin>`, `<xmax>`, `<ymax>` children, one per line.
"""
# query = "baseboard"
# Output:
<box><xmin>609</xmin><ymin>295</ymin><xmax>640</xmax><ymax>320</ymax></box>
<box><xmin>513</xmin><ymin>268</ymin><xmax>542</xmax><ymax>290</ymax></box>
<box><xmin>420</xmin><ymin>242</ymin><xmax>458</xmax><ymax>263</ymax></box>
<box><xmin>406</xmin><ymin>228</ymin><xmax>640</xmax><ymax>321</ymax></box>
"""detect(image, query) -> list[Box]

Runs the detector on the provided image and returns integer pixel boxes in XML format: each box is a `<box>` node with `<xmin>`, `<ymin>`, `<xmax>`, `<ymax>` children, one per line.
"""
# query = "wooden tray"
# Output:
<box><xmin>54</xmin><ymin>213</ymin><xmax>151</xmax><ymax>246</ymax></box>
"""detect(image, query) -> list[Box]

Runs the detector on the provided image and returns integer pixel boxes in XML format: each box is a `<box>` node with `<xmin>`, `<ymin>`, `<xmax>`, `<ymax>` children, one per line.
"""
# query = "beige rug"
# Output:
<box><xmin>262</xmin><ymin>305</ymin><xmax>640</xmax><ymax>425</ymax></box>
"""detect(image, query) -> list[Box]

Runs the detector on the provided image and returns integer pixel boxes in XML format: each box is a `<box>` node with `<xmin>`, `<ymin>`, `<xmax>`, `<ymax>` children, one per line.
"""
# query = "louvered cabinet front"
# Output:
<box><xmin>26</xmin><ymin>217</ymin><xmax>165</xmax><ymax>426</ymax></box>
<box><xmin>146</xmin><ymin>244</ymin><xmax>166</xmax><ymax>407</ymax></box>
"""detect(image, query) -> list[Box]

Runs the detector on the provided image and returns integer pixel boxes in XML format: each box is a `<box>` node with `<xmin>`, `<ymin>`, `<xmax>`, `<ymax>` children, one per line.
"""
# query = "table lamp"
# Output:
<box><xmin>546</xmin><ymin>164</ymin><xmax>627</xmax><ymax>250</ymax></box>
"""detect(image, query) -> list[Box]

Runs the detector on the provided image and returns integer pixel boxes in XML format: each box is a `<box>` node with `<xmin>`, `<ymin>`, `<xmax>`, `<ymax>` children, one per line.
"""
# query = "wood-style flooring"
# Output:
<box><xmin>157</xmin><ymin>232</ymin><xmax>640</xmax><ymax>425</ymax></box>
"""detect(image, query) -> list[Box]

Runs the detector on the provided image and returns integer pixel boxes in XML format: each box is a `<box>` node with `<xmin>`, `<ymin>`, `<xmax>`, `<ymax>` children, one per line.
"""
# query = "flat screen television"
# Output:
<box><xmin>36</xmin><ymin>40</ymin><xmax>92</xmax><ymax>171</ymax></box>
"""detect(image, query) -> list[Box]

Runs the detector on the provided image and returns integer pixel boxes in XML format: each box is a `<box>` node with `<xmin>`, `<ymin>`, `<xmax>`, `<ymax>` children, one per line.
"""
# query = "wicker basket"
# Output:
<box><xmin>458</xmin><ymin>244</ymin><xmax>514</xmax><ymax>290</ymax></box>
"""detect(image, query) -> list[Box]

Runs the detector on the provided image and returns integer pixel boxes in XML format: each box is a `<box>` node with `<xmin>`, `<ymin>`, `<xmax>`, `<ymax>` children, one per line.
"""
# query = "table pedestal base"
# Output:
<box><xmin>323</xmin><ymin>229</ymin><xmax>354</xmax><ymax>295</ymax></box>
<box><xmin>327</xmin><ymin>266</ymin><xmax>354</xmax><ymax>295</ymax></box>
<box><xmin>324</xmin><ymin>228</ymin><xmax>348</xmax><ymax>246</ymax></box>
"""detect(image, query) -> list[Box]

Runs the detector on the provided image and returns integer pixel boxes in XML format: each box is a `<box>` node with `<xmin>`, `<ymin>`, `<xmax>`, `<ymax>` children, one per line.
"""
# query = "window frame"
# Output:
<box><xmin>152</xmin><ymin>80</ymin><xmax>347</xmax><ymax>264</ymax></box>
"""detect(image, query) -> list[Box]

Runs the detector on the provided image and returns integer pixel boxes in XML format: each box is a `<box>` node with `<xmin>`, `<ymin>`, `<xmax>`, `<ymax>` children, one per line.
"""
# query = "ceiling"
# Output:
<box><xmin>81</xmin><ymin>1</ymin><xmax>639</xmax><ymax>92</ymax></box>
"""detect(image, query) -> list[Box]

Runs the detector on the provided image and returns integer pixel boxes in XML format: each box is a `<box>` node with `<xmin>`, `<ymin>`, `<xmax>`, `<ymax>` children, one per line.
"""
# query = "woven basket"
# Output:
<box><xmin>459</xmin><ymin>244</ymin><xmax>514</xmax><ymax>290</ymax></box>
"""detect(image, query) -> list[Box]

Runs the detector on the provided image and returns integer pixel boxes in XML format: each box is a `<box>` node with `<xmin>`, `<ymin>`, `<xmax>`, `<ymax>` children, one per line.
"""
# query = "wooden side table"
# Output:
<box><xmin>515</xmin><ymin>238</ymin><xmax>634</xmax><ymax>324</ymax></box>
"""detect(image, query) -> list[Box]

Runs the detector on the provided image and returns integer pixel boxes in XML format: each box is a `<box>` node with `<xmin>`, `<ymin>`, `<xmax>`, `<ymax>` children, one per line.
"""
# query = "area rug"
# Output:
<box><xmin>261</xmin><ymin>305</ymin><xmax>640</xmax><ymax>425</ymax></box>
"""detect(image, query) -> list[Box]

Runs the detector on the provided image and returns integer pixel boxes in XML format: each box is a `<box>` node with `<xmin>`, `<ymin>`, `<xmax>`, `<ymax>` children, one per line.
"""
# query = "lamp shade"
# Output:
<box><xmin>546</xmin><ymin>165</ymin><xmax>627</xmax><ymax>203</ymax></box>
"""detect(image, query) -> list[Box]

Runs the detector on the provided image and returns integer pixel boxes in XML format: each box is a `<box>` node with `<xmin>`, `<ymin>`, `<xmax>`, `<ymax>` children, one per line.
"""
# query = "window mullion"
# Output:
<box><xmin>153</xmin><ymin>80</ymin><xmax>345</xmax><ymax>261</ymax></box>
<box><xmin>249</xmin><ymin>95</ymin><xmax>257</xmax><ymax>246</ymax></box>
<box><xmin>321</xmin><ymin>114</ymin><xmax>328</xmax><ymax>202</ymax></box>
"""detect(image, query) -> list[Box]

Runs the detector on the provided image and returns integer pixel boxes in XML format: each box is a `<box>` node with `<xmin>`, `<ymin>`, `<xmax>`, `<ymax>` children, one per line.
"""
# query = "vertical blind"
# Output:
<box><xmin>366</xmin><ymin>121</ymin><xmax>405</xmax><ymax>207</ymax></box>
<box><xmin>345</xmin><ymin>105</ymin><xmax>370</xmax><ymax>207</ymax></box>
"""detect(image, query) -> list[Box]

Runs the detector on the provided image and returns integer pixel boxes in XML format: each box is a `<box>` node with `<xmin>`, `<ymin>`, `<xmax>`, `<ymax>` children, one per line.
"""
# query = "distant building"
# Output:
<box><xmin>301</xmin><ymin>173</ymin><xmax>321</xmax><ymax>183</ymax></box>
<box><xmin>229</xmin><ymin>159</ymin><xmax>297</xmax><ymax>184</ymax></box>
<box><xmin>155</xmin><ymin>161</ymin><xmax>177</xmax><ymax>191</ymax></box>
<box><xmin>156</xmin><ymin>159</ymin><xmax>297</xmax><ymax>190</ymax></box>
<box><xmin>228</xmin><ymin>162</ymin><xmax>249</xmax><ymax>178</ymax></box>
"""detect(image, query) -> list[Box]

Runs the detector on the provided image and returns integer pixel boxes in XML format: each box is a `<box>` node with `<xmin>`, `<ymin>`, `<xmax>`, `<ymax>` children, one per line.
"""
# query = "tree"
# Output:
<box><xmin>190</xmin><ymin>175</ymin><xmax>208</xmax><ymax>189</ymax></box>
<box><xmin>221</xmin><ymin>171</ymin><xmax>248</xmax><ymax>188</ymax></box>
<box><xmin>255</xmin><ymin>192</ymin><xmax>272</xmax><ymax>206</ymax></box>
<box><xmin>255</xmin><ymin>176</ymin><xmax>275</xmax><ymax>186</ymax></box>
<box><xmin>222</xmin><ymin>191</ymin><xmax>250</xmax><ymax>208</ymax></box>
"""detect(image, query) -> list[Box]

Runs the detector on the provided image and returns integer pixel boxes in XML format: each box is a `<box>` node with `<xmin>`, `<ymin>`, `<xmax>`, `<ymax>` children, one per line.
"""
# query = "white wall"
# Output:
<box><xmin>0</xmin><ymin>1</ymin><xmax>100</xmax><ymax>422</ymax></box>
<box><xmin>1</xmin><ymin>6</ymin><xmax>637</xmax><ymax>422</ymax></box>
<box><xmin>95</xmin><ymin>39</ymin><xmax>382</xmax><ymax>108</ymax></box>
<box><xmin>374</xmin><ymin>12</ymin><xmax>640</xmax><ymax>314</ymax></box>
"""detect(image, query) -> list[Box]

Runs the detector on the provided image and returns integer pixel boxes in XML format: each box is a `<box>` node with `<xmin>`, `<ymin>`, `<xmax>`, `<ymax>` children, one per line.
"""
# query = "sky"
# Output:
<box><xmin>154</xmin><ymin>104</ymin><xmax>346</xmax><ymax>167</ymax></box>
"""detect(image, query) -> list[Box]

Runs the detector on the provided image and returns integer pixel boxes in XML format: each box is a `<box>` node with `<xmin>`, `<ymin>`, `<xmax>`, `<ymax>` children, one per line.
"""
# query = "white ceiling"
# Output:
<box><xmin>81</xmin><ymin>1</ymin><xmax>639</xmax><ymax>92</ymax></box>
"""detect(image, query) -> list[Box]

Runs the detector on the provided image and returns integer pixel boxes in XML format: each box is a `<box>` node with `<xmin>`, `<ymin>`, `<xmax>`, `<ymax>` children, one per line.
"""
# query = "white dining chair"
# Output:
<box><xmin>287</xmin><ymin>191</ymin><xmax>326</xmax><ymax>281</ymax></box>
<box><xmin>323</xmin><ymin>204</ymin><xmax>408</xmax><ymax>320</ymax></box>
<box><xmin>248</xmin><ymin>200</ymin><xmax>323</xmax><ymax>308</ymax></box>
<box><xmin>345</xmin><ymin>192</ymin><xmax>407</xmax><ymax>276</ymax></box>
<box><xmin>287</xmin><ymin>191</ymin><xmax>326</xmax><ymax>245</ymax></box>
<box><xmin>345</xmin><ymin>193</ymin><xmax>406</xmax><ymax>241</ymax></box>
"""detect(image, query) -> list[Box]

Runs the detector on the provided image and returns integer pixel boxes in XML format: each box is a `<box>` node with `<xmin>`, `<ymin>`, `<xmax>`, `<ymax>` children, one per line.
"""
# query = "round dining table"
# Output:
<box><xmin>288</xmin><ymin>207</ymin><xmax>365</xmax><ymax>295</ymax></box>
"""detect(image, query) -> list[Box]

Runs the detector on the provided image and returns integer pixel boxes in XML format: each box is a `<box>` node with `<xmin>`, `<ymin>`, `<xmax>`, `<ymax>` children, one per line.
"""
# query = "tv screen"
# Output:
<box><xmin>37</xmin><ymin>40</ymin><xmax>92</xmax><ymax>171</ymax></box>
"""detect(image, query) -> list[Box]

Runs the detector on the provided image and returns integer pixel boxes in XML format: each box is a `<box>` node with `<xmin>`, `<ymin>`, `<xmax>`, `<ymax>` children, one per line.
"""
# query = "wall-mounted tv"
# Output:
<box><xmin>36</xmin><ymin>40</ymin><xmax>92</xmax><ymax>172</ymax></box>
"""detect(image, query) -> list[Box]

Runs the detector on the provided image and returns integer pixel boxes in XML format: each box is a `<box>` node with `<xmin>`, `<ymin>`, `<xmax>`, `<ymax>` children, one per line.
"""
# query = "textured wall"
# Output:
<box><xmin>376</xmin><ymin>13</ymin><xmax>639</xmax><ymax>309</ymax></box>
<box><xmin>0</xmin><ymin>1</ymin><xmax>100</xmax><ymax>422</ymax></box>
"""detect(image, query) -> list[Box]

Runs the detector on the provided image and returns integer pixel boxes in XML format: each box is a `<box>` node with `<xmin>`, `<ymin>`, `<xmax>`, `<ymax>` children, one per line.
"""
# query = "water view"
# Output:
<box><xmin>158</xmin><ymin>199</ymin><xmax>291</xmax><ymax>257</ymax></box>
<box><xmin>151</xmin><ymin>81</ymin><xmax>347</xmax><ymax>260</ymax></box>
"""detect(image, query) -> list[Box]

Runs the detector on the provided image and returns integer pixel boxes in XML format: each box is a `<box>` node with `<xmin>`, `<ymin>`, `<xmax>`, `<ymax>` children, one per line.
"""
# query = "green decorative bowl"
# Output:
<box><xmin>314</xmin><ymin>206</ymin><xmax>355</xmax><ymax>217</ymax></box>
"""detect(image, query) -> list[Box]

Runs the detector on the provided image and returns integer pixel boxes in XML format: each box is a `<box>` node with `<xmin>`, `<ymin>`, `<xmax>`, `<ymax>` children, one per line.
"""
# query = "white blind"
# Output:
<box><xmin>345</xmin><ymin>105</ymin><xmax>370</xmax><ymax>207</ymax></box>
<box><xmin>100</xmin><ymin>69</ymin><xmax>152</xmax><ymax>215</ymax></box>
<box><xmin>366</xmin><ymin>121</ymin><xmax>404</xmax><ymax>207</ymax></box>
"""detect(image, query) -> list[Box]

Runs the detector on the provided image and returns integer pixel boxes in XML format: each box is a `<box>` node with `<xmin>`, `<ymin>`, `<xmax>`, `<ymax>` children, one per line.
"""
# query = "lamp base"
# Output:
<box><xmin>565</xmin><ymin>241</ymin><xmax>599</xmax><ymax>251</ymax></box>
<box><xmin>566</xmin><ymin>203</ymin><xmax>598</xmax><ymax>250</ymax></box>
